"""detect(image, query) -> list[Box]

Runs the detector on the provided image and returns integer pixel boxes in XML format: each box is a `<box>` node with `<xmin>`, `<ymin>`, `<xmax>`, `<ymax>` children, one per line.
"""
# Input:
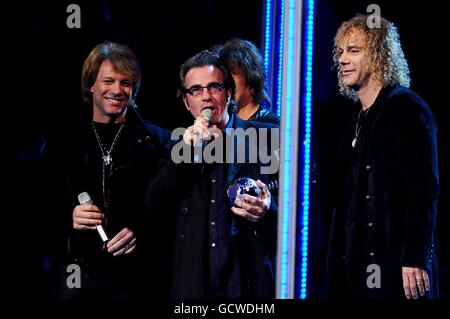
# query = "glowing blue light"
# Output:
<box><xmin>297</xmin><ymin>0</ymin><xmax>315</xmax><ymax>300</ymax></box>
<box><xmin>276</xmin><ymin>0</ymin><xmax>285</xmax><ymax>118</ymax></box>
<box><xmin>263</xmin><ymin>0</ymin><xmax>273</xmax><ymax>82</ymax></box>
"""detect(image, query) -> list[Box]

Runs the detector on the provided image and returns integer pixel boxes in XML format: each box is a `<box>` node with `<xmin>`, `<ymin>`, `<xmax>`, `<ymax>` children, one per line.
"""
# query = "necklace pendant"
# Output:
<box><xmin>102</xmin><ymin>154</ymin><xmax>112</xmax><ymax>165</ymax></box>
<box><xmin>351</xmin><ymin>137</ymin><xmax>357</xmax><ymax>148</ymax></box>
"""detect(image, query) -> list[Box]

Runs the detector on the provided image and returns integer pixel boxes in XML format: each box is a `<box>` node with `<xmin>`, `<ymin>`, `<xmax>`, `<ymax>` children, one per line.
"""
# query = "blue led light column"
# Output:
<box><xmin>268</xmin><ymin>0</ymin><xmax>314</xmax><ymax>300</ymax></box>
<box><xmin>262</xmin><ymin>0</ymin><xmax>283</xmax><ymax>116</ymax></box>
<box><xmin>275</xmin><ymin>0</ymin><xmax>303</xmax><ymax>299</ymax></box>
<box><xmin>262</xmin><ymin>0</ymin><xmax>274</xmax><ymax>101</ymax></box>
<box><xmin>297</xmin><ymin>0</ymin><xmax>314</xmax><ymax>300</ymax></box>
<box><xmin>275</xmin><ymin>0</ymin><xmax>285</xmax><ymax>118</ymax></box>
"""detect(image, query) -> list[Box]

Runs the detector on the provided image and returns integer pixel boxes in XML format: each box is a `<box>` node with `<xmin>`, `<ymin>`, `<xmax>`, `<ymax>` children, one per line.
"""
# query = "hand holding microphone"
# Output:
<box><xmin>74</xmin><ymin>192</ymin><xmax>109</xmax><ymax>243</ymax></box>
<box><xmin>183</xmin><ymin>108</ymin><xmax>214</xmax><ymax>146</ymax></box>
<box><xmin>75</xmin><ymin>192</ymin><xmax>135</xmax><ymax>256</ymax></box>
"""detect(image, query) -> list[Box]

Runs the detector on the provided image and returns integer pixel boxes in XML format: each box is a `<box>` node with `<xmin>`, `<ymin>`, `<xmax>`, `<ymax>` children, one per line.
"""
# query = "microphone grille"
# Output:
<box><xmin>78</xmin><ymin>192</ymin><xmax>93</xmax><ymax>205</ymax></box>
<box><xmin>201</xmin><ymin>108</ymin><xmax>213</xmax><ymax>122</ymax></box>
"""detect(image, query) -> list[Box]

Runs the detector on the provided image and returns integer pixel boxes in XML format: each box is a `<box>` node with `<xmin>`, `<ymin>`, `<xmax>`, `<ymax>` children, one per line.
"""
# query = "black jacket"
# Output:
<box><xmin>146</xmin><ymin>115</ymin><xmax>279</xmax><ymax>298</ymax></box>
<box><xmin>327</xmin><ymin>86</ymin><xmax>440</xmax><ymax>299</ymax></box>
<box><xmin>46</xmin><ymin>107</ymin><xmax>171</xmax><ymax>297</ymax></box>
<box><xmin>248</xmin><ymin>105</ymin><xmax>280</xmax><ymax>125</ymax></box>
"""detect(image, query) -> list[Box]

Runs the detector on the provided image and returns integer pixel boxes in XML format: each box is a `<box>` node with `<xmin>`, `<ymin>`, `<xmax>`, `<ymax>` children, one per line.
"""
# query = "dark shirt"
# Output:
<box><xmin>343</xmin><ymin>106</ymin><xmax>372</xmax><ymax>269</ymax></box>
<box><xmin>206</xmin><ymin>162</ymin><xmax>241</xmax><ymax>297</ymax></box>
<box><xmin>91</xmin><ymin>121</ymin><xmax>124</xmax><ymax>212</ymax></box>
<box><xmin>70</xmin><ymin>121</ymin><xmax>128</xmax><ymax>258</ymax></box>
<box><xmin>206</xmin><ymin>113</ymin><xmax>241</xmax><ymax>297</ymax></box>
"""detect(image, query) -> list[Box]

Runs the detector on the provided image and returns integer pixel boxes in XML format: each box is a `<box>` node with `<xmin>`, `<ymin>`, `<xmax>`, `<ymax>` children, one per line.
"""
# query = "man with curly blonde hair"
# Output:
<box><xmin>327</xmin><ymin>14</ymin><xmax>439</xmax><ymax>299</ymax></box>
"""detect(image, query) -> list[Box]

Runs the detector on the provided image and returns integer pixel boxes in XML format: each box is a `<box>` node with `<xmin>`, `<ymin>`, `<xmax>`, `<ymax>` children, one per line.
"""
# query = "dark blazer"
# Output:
<box><xmin>146</xmin><ymin>115</ymin><xmax>279</xmax><ymax>298</ymax></box>
<box><xmin>327</xmin><ymin>86</ymin><xmax>440</xmax><ymax>299</ymax></box>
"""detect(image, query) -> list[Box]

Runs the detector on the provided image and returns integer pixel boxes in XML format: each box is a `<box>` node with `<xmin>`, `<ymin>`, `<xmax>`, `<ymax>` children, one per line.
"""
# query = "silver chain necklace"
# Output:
<box><xmin>352</xmin><ymin>107</ymin><xmax>370</xmax><ymax>148</ymax></box>
<box><xmin>92</xmin><ymin>120</ymin><xmax>126</xmax><ymax>165</ymax></box>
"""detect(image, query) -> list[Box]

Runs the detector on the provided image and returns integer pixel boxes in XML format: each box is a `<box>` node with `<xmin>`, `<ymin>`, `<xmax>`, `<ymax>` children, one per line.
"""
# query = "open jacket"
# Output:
<box><xmin>146</xmin><ymin>115</ymin><xmax>279</xmax><ymax>298</ymax></box>
<box><xmin>46</xmin><ymin>107</ymin><xmax>171</xmax><ymax>271</ymax></box>
<box><xmin>327</xmin><ymin>86</ymin><xmax>440</xmax><ymax>298</ymax></box>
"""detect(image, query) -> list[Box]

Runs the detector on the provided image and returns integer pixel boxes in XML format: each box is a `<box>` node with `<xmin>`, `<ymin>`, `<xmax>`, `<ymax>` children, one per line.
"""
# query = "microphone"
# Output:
<box><xmin>193</xmin><ymin>108</ymin><xmax>213</xmax><ymax>147</ymax></box>
<box><xmin>200</xmin><ymin>108</ymin><xmax>213</xmax><ymax>124</ymax></box>
<box><xmin>77</xmin><ymin>192</ymin><xmax>109</xmax><ymax>243</ymax></box>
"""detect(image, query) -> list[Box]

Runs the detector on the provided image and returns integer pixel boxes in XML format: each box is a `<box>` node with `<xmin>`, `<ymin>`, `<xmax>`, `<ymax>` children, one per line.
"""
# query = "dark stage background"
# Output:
<box><xmin>8</xmin><ymin>0</ymin><xmax>448</xmax><ymax>300</ymax></box>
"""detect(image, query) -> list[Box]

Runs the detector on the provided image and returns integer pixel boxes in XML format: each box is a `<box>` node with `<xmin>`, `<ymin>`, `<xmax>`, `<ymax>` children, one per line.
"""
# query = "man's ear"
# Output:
<box><xmin>90</xmin><ymin>86</ymin><xmax>93</xmax><ymax>92</ymax></box>
<box><xmin>227</xmin><ymin>89</ymin><xmax>232</xmax><ymax>103</ymax></box>
<box><xmin>183</xmin><ymin>96</ymin><xmax>190</xmax><ymax>111</ymax></box>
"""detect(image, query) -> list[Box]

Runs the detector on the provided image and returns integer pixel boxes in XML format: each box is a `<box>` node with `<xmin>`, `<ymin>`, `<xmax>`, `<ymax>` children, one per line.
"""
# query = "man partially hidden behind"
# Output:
<box><xmin>327</xmin><ymin>14</ymin><xmax>439</xmax><ymax>299</ymax></box>
<box><xmin>212</xmin><ymin>38</ymin><xmax>279</xmax><ymax>124</ymax></box>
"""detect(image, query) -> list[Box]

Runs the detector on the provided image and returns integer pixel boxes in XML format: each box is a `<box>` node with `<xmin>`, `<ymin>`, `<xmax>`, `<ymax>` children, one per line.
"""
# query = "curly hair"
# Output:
<box><xmin>333</xmin><ymin>14</ymin><xmax>410</xmax><ymax>100</ymax></box>
<box><xmin>81</xmin><ymin>41</ymin><xmax>141</xmax><ymax>106</ymax></box>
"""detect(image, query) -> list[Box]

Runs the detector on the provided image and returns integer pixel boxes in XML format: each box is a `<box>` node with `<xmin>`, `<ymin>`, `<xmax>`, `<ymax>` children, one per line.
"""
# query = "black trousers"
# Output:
<box><xmin>51</xmin><ymin>255</ymin><xmax>141</xmax><ymax>300</ymax></box>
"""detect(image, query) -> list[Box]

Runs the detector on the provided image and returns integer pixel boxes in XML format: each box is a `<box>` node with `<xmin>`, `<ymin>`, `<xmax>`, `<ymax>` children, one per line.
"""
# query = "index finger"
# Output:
<box><xmin>75</xmin><ymin>211</ymin><xmax>105</xmax><ymax>219</ymax></box>
<box><xmin>256</xmin><ymin>180</ymin><xmax>271</xmax><ymax>199</ymax></box>
<box><xmin>78</xmin><ymin>204</ymin><xmax>101</xmax><ymax>212</ymax></box>
<box><xmin>256</xmin><ymin>179</ymin><xmax>267</xmax><ymax>189</ymax></box>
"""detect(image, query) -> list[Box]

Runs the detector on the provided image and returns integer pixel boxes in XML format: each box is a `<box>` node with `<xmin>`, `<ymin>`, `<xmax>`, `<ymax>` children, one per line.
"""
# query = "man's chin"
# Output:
<box><xmin>105</xmin><ymin>106</ymin><xmax>128</xmax><ymax>119</ymax></box>
<box><xmin>107</xmin><ymin>105</ymin><xmax>128</xmax><ymax>113</ymax></box>
<box><xmin>344</xmin><ymin>82</ymin><xmax>359</xmax><ymax>90</ymax></box>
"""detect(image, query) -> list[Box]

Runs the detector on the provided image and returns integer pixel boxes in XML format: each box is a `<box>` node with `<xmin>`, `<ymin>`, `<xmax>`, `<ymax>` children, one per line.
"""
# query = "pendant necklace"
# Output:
<box><xmin>352</xmin><ymin>107</ymin><xmax>370</xmax><ymax>148</ymax></box>
<box><xmin>92</xmin><ymin>120</ymin><xmax>126</xmax><ymax>165</ymax></box>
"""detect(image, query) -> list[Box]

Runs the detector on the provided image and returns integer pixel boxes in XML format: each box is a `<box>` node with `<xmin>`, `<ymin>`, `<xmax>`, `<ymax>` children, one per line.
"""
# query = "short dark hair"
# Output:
<box><xmin>213</xmin><ymin>38</ymin><xmax>270</xmax><ymax>106</ymax></box>
<box><xmin>177</xmin><ymin>50</ymin><xmax>236</xmax><ymax>113</ymax></box>
<box><xmin>177</xmin><ymin>50</ymin><xmax>235</xmax><ymax>98</ymax></box>
<box><xmin>81</xmin><ymin>41</ymin><xmax>141</xmax><ymax>105</ymax></box>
